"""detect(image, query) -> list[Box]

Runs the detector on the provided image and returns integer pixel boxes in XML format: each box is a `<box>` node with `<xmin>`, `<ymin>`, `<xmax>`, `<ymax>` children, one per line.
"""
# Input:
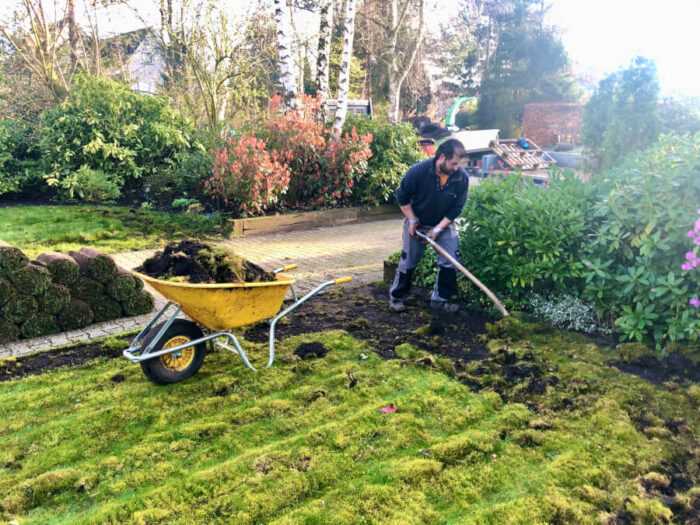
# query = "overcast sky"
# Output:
<box><xmin>2</xmin><ymin>0</ymin><xmax>698</xmax><ymax>96</ymax></box>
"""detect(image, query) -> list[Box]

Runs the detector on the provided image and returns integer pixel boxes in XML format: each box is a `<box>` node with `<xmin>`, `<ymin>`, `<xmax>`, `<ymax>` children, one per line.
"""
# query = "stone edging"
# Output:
<box><xmin>230</xmin><ymin>204</ymin><xmax>400</xmax><ymax>237</ymax></box>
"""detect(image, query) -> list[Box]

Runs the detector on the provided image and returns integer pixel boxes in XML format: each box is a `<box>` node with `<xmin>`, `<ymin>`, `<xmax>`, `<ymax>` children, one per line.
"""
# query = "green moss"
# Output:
<box><xmin>617</xmin><ymin>342</ymin><xmax>655</xmax><ymax>363</ymax></box>
<box><xmin>2</xmin><ymin>468</ymin><xmax>81</xmax><ymax>513</ymax></box>
<box><xmin>392</xmin><ymin>459</ymin><xmax>444</xmax><ymax>482</ymax></box>
<box><xmin>430</xmin><ymin>429</ymin><xmax>500</xmax><ymax>464</ymax></box>
<box><xmin>8</xmin><ymin>263</ymin><xmax>51</xmax><ymax>296</ymax></box>
<box><xmin>21</xmin><ymin>314</ymin><xmax>59</xmax><ymax>339</ymax></box>
<box><xmin>624</xmin><ymin>495</ymin><xmax>673</xmax><ymax>524</ymax></box>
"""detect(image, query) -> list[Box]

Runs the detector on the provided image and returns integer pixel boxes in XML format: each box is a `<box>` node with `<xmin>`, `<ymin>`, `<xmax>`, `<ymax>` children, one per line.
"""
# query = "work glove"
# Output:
<box><xmin>427</xmin><ymin>226</ymin><xmax>443</xmax><ymax>241</ymax></box>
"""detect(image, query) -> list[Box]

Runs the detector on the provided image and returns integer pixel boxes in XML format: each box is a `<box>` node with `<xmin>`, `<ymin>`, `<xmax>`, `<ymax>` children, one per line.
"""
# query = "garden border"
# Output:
<box><xmin>229</xmin><ymin>204</ymin><xmax>401</xmax><ymax>237</ymax></box>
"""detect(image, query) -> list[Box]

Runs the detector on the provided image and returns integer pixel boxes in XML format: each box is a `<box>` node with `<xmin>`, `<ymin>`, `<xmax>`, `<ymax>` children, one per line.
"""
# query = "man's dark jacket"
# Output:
<box><xmin>395</xmin><ymin>158</ymin><xmax>469</xmax><ymax>227</ymax></box>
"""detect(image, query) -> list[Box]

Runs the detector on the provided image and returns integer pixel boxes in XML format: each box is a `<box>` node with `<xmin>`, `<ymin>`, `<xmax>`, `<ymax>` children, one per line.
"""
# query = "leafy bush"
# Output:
<box><xmin>143</xmin><ymin>146</ymin><xmax>213</xmax><ymax>207</ymax></box>
<box><xmin>206</xmin><ymin>135</ymin><xmax>292</xmax><ymax>215</ymax></box>
<box><xmin>0</xmin><ymin>119</ymin><xmax>43</xmax><ymax>197</ymax></box>
<box><xmin>259</xmin><ymin>96</ymin><xmax>372</xmax><ymax>209</ymax></box>
<box><xmin>68</xmin><ymin>166</ymin><xmax>121</xmax><ymax>202</ymax></box>
<box><xmin>527</xmin><ymin>293</ymin><xmax>611</xmax><ymax>335</ymax></box>
<box><xmin>582</xmin><ymin>133</ymin><xmax>700</xmax><ymax>347</ymax></box>
<box><xmin>39</xmin><ymin>75</ymin><xmax>198</xmax><ymax>200</ymax></box>
<box><xmin>344</xmin><ymin>115</ymin><xmax>423</xmax><ymax>206</ymax></box>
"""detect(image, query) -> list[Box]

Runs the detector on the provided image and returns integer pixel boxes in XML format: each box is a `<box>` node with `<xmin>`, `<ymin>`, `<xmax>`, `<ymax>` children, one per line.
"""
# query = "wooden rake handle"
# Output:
<box><xmin>416</xmin><ymin>231</ymin><xmax>509</xmax><ymax>317</ymax></box>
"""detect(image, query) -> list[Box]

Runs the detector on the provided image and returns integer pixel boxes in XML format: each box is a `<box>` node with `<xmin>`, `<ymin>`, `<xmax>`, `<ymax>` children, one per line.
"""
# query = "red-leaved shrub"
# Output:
<box><xmin>205</xmin><ymin>135</ymin><xmax>291</xmax><ymax>215</ymax></box>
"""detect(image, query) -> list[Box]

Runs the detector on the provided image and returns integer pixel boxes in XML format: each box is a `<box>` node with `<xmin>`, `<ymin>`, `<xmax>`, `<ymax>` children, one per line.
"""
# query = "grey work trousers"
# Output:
<box><xmin>389</xmin><ymin>219</ymin><xmax>459</xmax><ymax>303</ymax></box>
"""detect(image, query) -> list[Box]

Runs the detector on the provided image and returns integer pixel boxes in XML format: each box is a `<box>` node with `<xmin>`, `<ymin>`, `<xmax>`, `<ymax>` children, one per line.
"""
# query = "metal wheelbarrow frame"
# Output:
<box><xmin>123</xmin><ymin>264</ymin><xmax>351</xmax><ymax>384</ymax></box>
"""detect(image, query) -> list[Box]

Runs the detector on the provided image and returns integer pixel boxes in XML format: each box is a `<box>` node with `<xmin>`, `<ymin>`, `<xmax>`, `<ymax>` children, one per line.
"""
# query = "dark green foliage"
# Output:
<box><xmin>70</xmin><ymin>248</ymin><xmax>117</xmax><ymax>283</ymax></box>
<box><xmin>582</xmin><ymin>134</ymin><xmax>700</xmax><ymax>347</ymax></box>
<box><xmin>92</xmin><ymin>296</ymin><xmax>123</xmax><ymax>323</ymax></box>
<box><xmin>106</xmin><ymin>272</ymin><xmax>137</xmax><ymax>302</ymax></box>
<box><xmin>0</xmin><ymin>119</ymin><xmax>43</xmax><ymax>198</ymax></box>
<box><xmin>412</xmin><ymin>171</ymin><xmax>593</xmax><ymax>307</ymax></box>
<box><xmin>70</xmin><ymin>278</ymin><xmax>105</xmax><ymax>303</ymax></box>
<box><xmin>36</xmin><ymin>252</ymin><xmax>80</xmax><ymax>287</ymax></box>
<box><xmin>0</xmin><ymin>278</ymin><xmax>16</xmax><ymax>307</ymax></box>
<box><xmin>344</xmin><ymin>115</ymin><xmax>423</xmax><ymax>206</ymax></box>
<box><xmin>37</xmin><ymin>284</ymin><xmax>71</xmax><ymax>315</ymax></box>
<box><xmin>582</xmin><ymin>56</ymin><xmax>660</xmax><ymax>169</ymax></box>
<box><xmin>4</xmin><ymin>296</ymin><xmax>38</xmax><ymax>324</ymax></box>
<box><xmin>0</xmin><ymin>319</ymin><xmax>20</xmax><ymax>343</ymax></box>
<box><xmin>8</xmin><ymin>263</ymin><xmax>51</xmax><ymax>296</ymax></box>
<box><xmin>142</xmin><ymin>146</ymin><xmax>212</xmax><ymax>207</ymax></box>
<box><xmin>20</xmin><ymin>314</ymin><xmax>59</xmax><ymax>339</ymax></box>
<box><xmin>39</xmin><ymin>74</ymin><xmax>199</xmax><ymax>201</ymax></box>
<box><xmin>122</xmin><ymin>290</ymin><xmax>154</xmax><ymax>317</ymax></box>
<box><xmin>57</xmin><ymin>299</ymin><xmax>94</xmax><ymax>331</ymax></box>
<box><xmin>0</xmin><ymin>247</ymin><xmax>29</xmax><ymax>276</ymax></box>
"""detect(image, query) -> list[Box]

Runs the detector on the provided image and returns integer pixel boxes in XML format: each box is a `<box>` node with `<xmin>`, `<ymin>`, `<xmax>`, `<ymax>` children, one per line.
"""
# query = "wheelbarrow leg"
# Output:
<box><xmin>215</xmin><ymin>334</ymin><xmax>257</xmax><ymax>372</ymax></box>
<box><xmin>267</xmin><ymin>277</ymin><xmax>352</xmax><ymax>368</ymax></box>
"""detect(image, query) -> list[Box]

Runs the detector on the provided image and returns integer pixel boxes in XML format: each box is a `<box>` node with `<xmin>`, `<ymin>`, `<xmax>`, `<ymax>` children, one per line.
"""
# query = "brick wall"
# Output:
<box><xmin>522</xmin><ymin>103</ymin><xmax>583</xmax><ymax>147</ymax></box>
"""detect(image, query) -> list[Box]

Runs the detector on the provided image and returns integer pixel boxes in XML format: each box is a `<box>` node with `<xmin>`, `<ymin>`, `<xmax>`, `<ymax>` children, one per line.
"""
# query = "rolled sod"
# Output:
<box><xmin>37</xmin><ymin>283</ymin><xmax>71</xmax><ymax>315</ymax></box>
<box><xmin>91</xmin><ymin>295</ymin><xmax>123</xmax><ymax>323</ymax></box>
<box><xmin>122</xmin><ymin>290</ymin><xmax>155</xmax><ymax>316</ymax></box>
<box><xmin>0</xmin><ymin>246</ymin><xmax>29</xmax><ymax>276</ymax></box>
<box><xmin>0</xmin><ymin>278</ymin><xmax>16</xmax><ymax>307</ymax></box>
<box><xmin>69</xmin><ymin>248</ymin><xmax>117</xmax><ymax>284</ymax></box>
<box><xmin>57</xmin><ymin>299</ymin><xmax>94</xmax><ymax>331</ymax></box>
<box><xmin>106</xmin><ymin>270</ymin><xmax>137</xmax><ymax>302</ymax></box>
<box><xmin>70</xmin><ymin>277</ymin><xmax>105</xmax><ymax>303</ymax></box>
<box><xmin>0</xmin><ymin>319</ymin><xmax>20</xmax><ymax>344</ymax></box>
<box><xmin>4</xmin><ymin>296</ymin><xmax>39</xmax><ymax>324</ymax></box>
<box><xmin>21</xmin><ymin>314</ymin><xmax>59</xmax><ymax>339</ymax></box>
<box><xmin>8</xmin><ymin>263</ymin><xmax>51</xmax><ymax>296</ymax></box>
<box><xmin>36</xmin><ymin>252</ymin><xmax>80</xmax><ymax>287</ymax></box>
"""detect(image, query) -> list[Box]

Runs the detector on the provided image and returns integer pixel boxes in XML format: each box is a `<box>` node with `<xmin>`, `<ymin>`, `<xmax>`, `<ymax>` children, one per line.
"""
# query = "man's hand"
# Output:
<box><xmin>408</xmin><ymin>219</ymin><xmax>420</xmax><ymax>237</ymax></box>
<box><xmin>427</xmin><ymin>226</ymin><xmax>443</xmax><ymax>241</ymax></box>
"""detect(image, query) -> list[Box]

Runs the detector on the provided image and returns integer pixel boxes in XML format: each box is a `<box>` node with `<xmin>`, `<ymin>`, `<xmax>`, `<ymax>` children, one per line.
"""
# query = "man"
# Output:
<box><xmin>389</xmin><ymin>138</ymin><xmax>469</xmax><ymax>313</ymax></box>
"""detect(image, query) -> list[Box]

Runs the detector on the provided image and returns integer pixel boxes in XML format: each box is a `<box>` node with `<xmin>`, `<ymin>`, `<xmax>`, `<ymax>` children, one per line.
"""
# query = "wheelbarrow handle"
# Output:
<box><xmin>335</xmin><ymin>276</ymin><xmax>353</xmax><ymax>284</ymax></box>
<box><xmin>273</xmin><ymin>263</ymin><xmax>298</xmax><ymax>273</ymax></box>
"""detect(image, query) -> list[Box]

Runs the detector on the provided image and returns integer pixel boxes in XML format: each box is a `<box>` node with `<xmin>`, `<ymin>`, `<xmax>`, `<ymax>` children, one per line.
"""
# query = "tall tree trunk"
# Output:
<box><xmin>333</xmin><ymin>0</ymin><xmax>357</xmax><ymax>138</ymax></box>
<box><xmin>67</xmin><ymin>0</ymin><xmax>77</xmax><ymax>72</ymax></box>
<box><xmin>315</xmin><ymin>0</ymin><xmax>333</xmax><ymax>100</ymax></box>
<box><xmin>274</xmin><ymin>0</ymin><xmax>297</xmax><ymax>107</ymax></box>
<box><xmin>388</xmin><ymin>0</ymin><xmax>424</xmax><ymax>123</ymax></box>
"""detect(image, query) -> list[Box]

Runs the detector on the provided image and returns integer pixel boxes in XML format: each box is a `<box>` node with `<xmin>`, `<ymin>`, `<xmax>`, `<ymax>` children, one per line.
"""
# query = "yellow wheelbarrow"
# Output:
<box><xmin>123</xmin><ymin>264</ymin><xmax>352</xmax><ymax>385</ymax></box>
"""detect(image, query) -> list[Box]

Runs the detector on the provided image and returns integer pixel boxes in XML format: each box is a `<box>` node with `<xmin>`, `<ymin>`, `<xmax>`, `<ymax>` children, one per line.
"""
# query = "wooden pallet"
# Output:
<box><xmin>488</xmin><ymin>139</ymin><xmax>554</xmax><ymax>171</ymax></box>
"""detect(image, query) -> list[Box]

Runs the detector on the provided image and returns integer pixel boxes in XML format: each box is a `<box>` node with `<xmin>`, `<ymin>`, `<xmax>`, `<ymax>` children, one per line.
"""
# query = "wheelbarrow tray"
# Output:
<box><xmin>133</xmin><ymin>272</ymin><xmax>295</xmax><ymax>331</ymax></box>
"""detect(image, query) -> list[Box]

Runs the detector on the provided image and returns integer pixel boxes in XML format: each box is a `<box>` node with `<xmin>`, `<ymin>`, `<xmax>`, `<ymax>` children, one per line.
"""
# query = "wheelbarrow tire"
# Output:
<box><xmin>140</xmin><ymin>319</ymin><xmax>206</xmax><ymax>385</ymax></box>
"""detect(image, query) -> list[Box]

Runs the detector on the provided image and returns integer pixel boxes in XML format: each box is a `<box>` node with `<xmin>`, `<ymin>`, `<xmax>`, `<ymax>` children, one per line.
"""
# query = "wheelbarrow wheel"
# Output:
<box><xmin>140</xmin><ymin>319</ymin><xmax>206</xmax><ymax>385</ymax></box>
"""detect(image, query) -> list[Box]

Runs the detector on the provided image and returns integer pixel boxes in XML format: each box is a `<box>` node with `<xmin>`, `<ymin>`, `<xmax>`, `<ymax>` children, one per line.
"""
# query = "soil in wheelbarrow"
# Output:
<box><xmin>245</xmin><ymin>282</ymin><xmax>491</xmax><ymax>362</ymax></box>
<box><xmin>136</xmin><ymin>240</ymin><xmax>275</xmax><ymax>284</ymax></box>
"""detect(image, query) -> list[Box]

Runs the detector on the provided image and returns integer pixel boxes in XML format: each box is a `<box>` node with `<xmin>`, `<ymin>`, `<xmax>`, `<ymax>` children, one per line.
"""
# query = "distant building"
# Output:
<box><xmin>522</xmin><ymin>102</ymin><xmax>583</xmax><ymax>148</ymax></box>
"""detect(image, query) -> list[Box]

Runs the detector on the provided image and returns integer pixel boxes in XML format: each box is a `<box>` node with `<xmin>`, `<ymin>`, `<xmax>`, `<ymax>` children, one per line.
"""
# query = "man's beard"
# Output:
<box><xmin>438</xmin><ymin>163</ymin><xmax>452</xmax><ymax>175</ymax></box>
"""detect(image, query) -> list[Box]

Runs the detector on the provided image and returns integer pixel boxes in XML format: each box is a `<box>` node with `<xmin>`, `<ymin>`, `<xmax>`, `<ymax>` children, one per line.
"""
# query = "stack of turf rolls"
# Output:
<box><xmin>0</xmin><ymin>245</ymin><xmax>154</xmax><ymax>343</ymax></box>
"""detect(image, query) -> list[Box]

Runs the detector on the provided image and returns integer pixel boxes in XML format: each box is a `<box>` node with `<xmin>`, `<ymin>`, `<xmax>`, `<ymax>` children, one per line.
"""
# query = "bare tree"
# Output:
<box><xmin>332</xmin><ymin>0</ymin><xmax>356</xmax><ymax>137</ymax></box>
<box><xmin>273</xmin><ymin>0</ymin><xmax>297</xmax><ymax>106</ymax></box>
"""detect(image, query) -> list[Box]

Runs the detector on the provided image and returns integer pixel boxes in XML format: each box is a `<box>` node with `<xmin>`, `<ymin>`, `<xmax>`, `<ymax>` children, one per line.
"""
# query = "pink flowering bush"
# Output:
<box><xmin>682</xmin><ymin>209</ymin><xmax>700</xmax><ymax>308</ymax></box>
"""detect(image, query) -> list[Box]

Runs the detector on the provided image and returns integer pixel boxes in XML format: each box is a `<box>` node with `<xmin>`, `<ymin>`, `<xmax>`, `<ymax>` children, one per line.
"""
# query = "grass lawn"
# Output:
<box><xmin>1</xmin><ymin>323</ymin><xmax>698</xmax><ymax>524</ymax></box>
<box><xmin>0</xmin><ymin>205</ymin><xmax>231</xmax><ymax>257</ymax></box>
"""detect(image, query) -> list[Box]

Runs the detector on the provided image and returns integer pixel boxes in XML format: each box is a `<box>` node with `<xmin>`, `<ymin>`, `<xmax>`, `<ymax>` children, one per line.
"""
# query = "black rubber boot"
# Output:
<box><xmin>436</xmin><ymin>266</ymin><xmax>457</xmax><ymax>301</ymax></box>
<box><xmin>389</xmin><ymin>269</ymin><xmax>414</xmax><ymax>312</ymax></box>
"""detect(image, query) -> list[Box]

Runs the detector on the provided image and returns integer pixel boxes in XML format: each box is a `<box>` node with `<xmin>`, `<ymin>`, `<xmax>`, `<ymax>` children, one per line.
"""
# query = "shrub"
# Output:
<box><xmin>344</xmin><ymin>115</ymin><xmax>423</xmax><ymax>206</ymax></box>
<box><xmin>58</xmin><ymin>166</ymin><xmax>121</xmax><ymax>203</ymax></box>
<box><xmin>527</xmin><ymin>293</ymin><xmax>611</xmax><ymax>335</ymax></box>
<box><xmin>143</xmin><ymin>146</ymin><xmax>213</xmax><ymax>208</ymax></box>
<box><xmin>426</xmin><ymin>170</ymin><xmax>593</xmax><ymax>307</ymax></box>
<box><xmin>259</xmin><ymin>95</ymin><xmax>372</xmax><ymax>209</ymax></box>
<box><xmin>39</xmin><ymin>74</ymin><xmax>198</xmax><ymax>200</ymax></box>
<box><xmin>205</xmin><ymin>135</ymin><xmax>292</xmax><ymax>215</ymax></box>
<box><xmin>582</xmin><ymin>133</ymin><xmax>700</xmax><ymax>347</ymax></box>
<box><xmin>0</xmin><ymin>119</ymin><xmax>43</xmax><ymax>197</ymax></box>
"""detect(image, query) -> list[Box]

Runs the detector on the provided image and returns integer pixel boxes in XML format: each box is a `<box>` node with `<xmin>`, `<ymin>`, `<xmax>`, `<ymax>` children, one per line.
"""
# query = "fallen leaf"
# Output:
<box><xmin>379</xmin><ymin>404</ymin><xmax>397</xmax><ymax>414</ymax></box>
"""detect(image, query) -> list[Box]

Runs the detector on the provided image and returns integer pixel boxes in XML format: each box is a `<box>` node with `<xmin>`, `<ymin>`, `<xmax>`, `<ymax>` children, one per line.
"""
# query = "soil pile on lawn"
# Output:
<box><xmin>137</xmin><ymin>240</ymin><xmax>274</xmax><ymax>284</ymax></box>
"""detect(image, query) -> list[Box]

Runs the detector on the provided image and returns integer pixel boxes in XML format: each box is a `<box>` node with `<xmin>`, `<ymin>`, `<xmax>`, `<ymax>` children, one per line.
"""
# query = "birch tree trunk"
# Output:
<box><xmin>67</xmin><ymin>0</ymin><xmax>77</xmax><ymax>72</ymax></box>
<box><xmin>315</xmin><ymin>0</ymin><xmax>333</xmax><ymax>100</ymax></box>
<box><xmin>273</xmin><ymin>0</ymin><xmax>298</xmax><ymax>107</ymax></box>
<box><xmin>333</xmin><ymin>0</ymin><xmax>357</xmax><ymax>138</ymax></box>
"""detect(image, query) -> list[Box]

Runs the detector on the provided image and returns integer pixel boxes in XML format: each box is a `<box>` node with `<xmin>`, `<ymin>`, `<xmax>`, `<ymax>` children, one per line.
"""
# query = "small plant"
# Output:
<box><xmin>527</xmin><ymin>293</ymin><xmax>611</xmax><ymax>335</ymax></box>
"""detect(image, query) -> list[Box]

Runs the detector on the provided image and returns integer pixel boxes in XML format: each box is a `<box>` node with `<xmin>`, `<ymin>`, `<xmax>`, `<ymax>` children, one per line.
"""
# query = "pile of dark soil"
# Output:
<box><xmin>137</xmin><ymin>240</ymin><xmax>274</xmax><ymax>284</ymax></box>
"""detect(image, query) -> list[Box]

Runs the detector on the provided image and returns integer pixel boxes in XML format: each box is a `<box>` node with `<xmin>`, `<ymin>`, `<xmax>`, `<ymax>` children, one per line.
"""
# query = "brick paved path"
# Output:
<box><xmin>1</xmin><ymin>218</ymin><xmax>403</xmax><ymax>358</ymax></box>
